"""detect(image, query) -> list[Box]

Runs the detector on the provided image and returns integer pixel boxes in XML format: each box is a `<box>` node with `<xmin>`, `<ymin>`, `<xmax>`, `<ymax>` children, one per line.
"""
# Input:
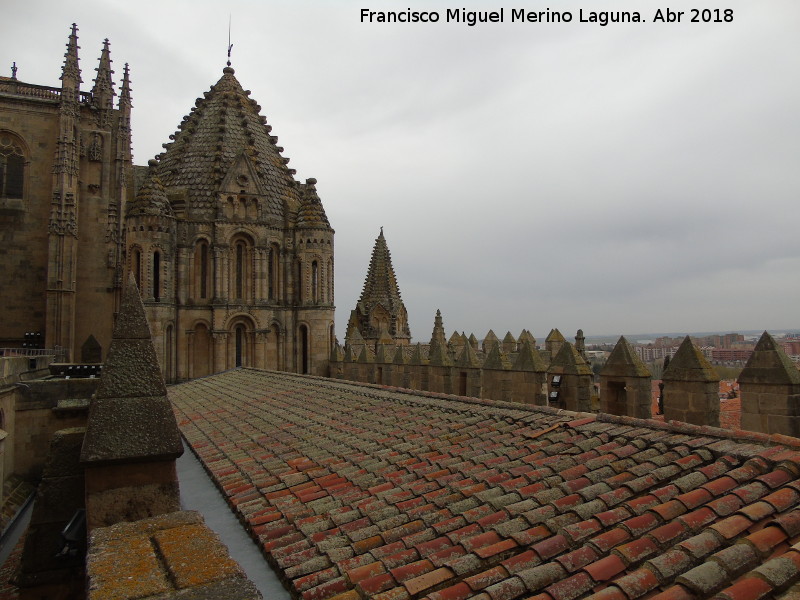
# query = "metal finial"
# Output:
<box><xmin>11</xmin><ymin>62</ymin><xmax>17</xmax><ymax>80</ymax></box>
<box><xmin>227</xmin><ymin>14</ymin><xmax>233</xmax><ymax>66</ymax></box>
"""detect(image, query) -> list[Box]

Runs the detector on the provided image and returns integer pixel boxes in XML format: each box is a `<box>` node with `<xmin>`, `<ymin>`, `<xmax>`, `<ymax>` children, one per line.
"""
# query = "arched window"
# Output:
<box><xmin>268</xmin><ymin>244</ymin><xmax>279</xmax><ymax>301</ymax></box>
<box><xmin>312</xmin><ymin>260</ymin><xmax>319</xmax><ymax>303</ymax></box>
<box><xmin>194</xmin><ymin>240</ymin><xmax>210</xmax><ymax>300</ymax></box>
<box><xmin>132</xmin><ymin>248</ymin><xmax>142</xmax><ymax>290</ymax></box>
<box><xmin>0</xmin><ymin>135</ymin><xmax>25</xmax><ymax>200</ymax></box>
<box><xmin>295</xmin><ymin>260</ymin><xmax>303</xmax><ymax>303</ymax></box>
<box><xmin>235</xmin><ymin>324</ymin><xmax>245</xmax><ymax>367</ymax></box>
<box><xmin>299</xmin><ymin>324</ymin><xmax>309</xmax><ymax>374</ymax></box>
<box><xmin>235</xmin><ymin>242</ymin><xmax>244</xmax><ymax>299</ymax></box>
<box><xmin>327</xmin><ymin>258</ymin><xmax>334</xmax><ymax>305</ymax></box>
<box><xmin>230</xmin><ymin>236</ymin><xmax>253</xmax><ymax>301</ymax></box>
<box><xmin>153</xmin><ymin>250</ymin><xmax>161</xmax><ymax>301</ymax></box>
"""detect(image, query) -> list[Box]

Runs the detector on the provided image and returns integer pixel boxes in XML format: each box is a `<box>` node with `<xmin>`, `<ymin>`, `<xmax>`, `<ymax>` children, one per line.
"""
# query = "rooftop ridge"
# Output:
<box><xmin>232</xmin><ymin>367</ymin><xmax>800</xmax><ymax>454</ymax></box>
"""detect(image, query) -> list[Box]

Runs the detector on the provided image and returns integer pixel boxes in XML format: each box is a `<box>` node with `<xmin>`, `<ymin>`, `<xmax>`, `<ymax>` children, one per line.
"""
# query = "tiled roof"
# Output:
<box><xmin>155</xmin><ymin>66</ymin><xmax>298</xmax><ymax>218</ymax></box>
<box><xmin>170</xmin><ymin>369</ymin><xmax>800</xmax><ymax>600</ymax></box>
<box><xmin>296</xmin><ymin>180</ymin><xmax>331</xmax><ymax>229</ymax></box>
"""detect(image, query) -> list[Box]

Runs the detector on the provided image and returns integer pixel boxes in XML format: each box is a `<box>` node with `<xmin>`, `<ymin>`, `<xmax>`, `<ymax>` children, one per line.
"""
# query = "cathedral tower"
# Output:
<box><xmin>0</xmin><ymin>25</ymin><xmax>132</xmax><ymax>361</ymax></box>
<box><xmin>348</xmin><ymin>228</ymin><xmax>411</xmax><ymax>348</ymax></box>
<box><xmin>128</xmin><ymin>65</ymin><xmax>335</xmax><ymax>380</ymax></box>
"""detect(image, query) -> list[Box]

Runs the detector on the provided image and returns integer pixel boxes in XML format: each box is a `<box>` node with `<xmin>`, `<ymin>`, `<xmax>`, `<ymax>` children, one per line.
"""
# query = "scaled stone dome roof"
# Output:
<box><xmin>296</xmin><ymin>178</ymin><xmax>331</xmax><ymax>229</ymax></box>
<box><xmin>127</xmin><ymin>161</ymin><xmax>173</xmax><ymax>217</ymax></box>
<box><xmin>154</xmin><ymin>66</ymin><xmax>299</xmax><ymax>218</ymax></box>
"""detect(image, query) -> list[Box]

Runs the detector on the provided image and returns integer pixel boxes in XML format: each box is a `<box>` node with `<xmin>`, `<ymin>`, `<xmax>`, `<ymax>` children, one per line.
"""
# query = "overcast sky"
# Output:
<box><xmin>3</xmin><ymin>0</ymin><xmax>798</xmax><ymax>342</ymax></box>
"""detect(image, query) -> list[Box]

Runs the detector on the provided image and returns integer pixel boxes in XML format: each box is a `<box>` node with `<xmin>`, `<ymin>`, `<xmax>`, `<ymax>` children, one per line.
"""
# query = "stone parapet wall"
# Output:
<box><xmin>332</xmin><ymin>358</ymin><xmax>550</xmax><ymax>406</ymax></box>
<box><xmin>87</xmin><ymin>511</ymin><xmax>261</xmax><ymax>600</ymax></box>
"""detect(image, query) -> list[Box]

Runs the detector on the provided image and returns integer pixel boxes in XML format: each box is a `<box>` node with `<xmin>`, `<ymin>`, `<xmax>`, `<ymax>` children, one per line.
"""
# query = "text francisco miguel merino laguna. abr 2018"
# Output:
<box><xmin>359</xmin><ymin>8</ymin><xmax>734</xmax><ymax>27</ymax></box>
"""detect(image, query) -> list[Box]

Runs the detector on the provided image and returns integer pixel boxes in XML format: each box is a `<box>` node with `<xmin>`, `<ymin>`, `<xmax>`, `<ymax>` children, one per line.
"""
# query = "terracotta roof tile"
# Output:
<box><xmin>714</xmin><ymin>575</ymin><xmax>773</xmax><ymax>600</ymax></box>
<box><xmin>676</xmin><ymin>560</ymin><xmax>730</xmax><ymax>595</ymax></box>
<box><xmin>170</xmin><ymin>370</ymin><xmax>800</xmax><ymax>600</ymax></box>
<box><xmin>545</xmin><ymin>572</ymin><xmax>594</xmax><ymax>600</ymax></box>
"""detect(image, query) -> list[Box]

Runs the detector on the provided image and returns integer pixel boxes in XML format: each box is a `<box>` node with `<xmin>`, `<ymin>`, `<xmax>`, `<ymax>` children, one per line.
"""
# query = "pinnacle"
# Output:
<box><xmin>80</xmin><ymin>274</ymin><xmax>182</xmax><ymax>465</ymax></box>
<box><xmin>662</xmin><ymin>336</ymin><xmax>719</xmax><ymax>382</ymax></box>
<box><xmin>358</xmin><ymin>229</ymin><xmax>404</xmax><ymax>309</ymax></box>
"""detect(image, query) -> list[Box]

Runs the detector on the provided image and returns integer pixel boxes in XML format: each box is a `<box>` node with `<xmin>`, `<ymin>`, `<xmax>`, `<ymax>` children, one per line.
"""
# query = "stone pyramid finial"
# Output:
<box><xmin>663</xmin><ymin>336</ymin><xmax>718</xmax><ymax>382</ymax></box>
<box><xmin>296</xmin><ymin>178</ymin><xmax>331</xmax><ymax>228</ymax></box>
<box><xmin>513</xmin><ymin>340</ymin><xmax>547</xmax><ymax>372</ymax></box>
<box><xmin>81</xmin><ymin>273</ymin><xmax>182</xmax><ymax>464</ymax></box>
<box><xmin>410</xmin><ymin>343</ymin><xmax>425</xmax><ymax>365</ymax></box>
<box><xmin>739</xmin><ymin>331</ymin><xmax>800</xmax><ymax>385</ymax></box>
<box><xmin>456</xmin><ymin>341</ymin><xmax>481</xmax><ymax>368</ymax></box>
<box><xmin>60</xmin><ymin>23</ymin><xmax>82</xmax><ymax>89</ymax></box>
<box><xmin>551</xmin><ymin>342</ymin><xmax>592</xmax><ymax>375</ymax></box>
<box><xmin>483</xmin><ymin>343</ymin><xmax>510</xmax><ymax>370</ymax></box>
<box><xmin>127</xmin><ymin>161</ymin><xmax>173</xmax><ymax>217</ymax></box>
<box><xmin>119</xmin><ymin>62</ymin><xmax>132</xmax><ymax>110</ymax></box>
<box><xmin>91</xmin><ymin>38</ymin><xmax>115</xmax><ymax>111</ymax></box>
<box><xmin>518</xmin><ymin>330</ymin><xmax>537</xmax><ymax>347</ymax></box>
<box><xmin>602</xmin><ymin>336</ymin><xmax>651</xmax><ymax>378</ymax></box>
<box><xmin>448</xmin><ymin>331</ymin><xmax>465</xmax><ymax>348</ymax></box>
<box><xmin>502</xmin><ymin>331</ymin><xmax>517</xmax><ymax>353</ymax></box>
<box><xmin>377</xmin><ymin>324</ymin><xmax>394</xmax><ymax>346</ymax></box>
<box><xmin>354</xmin><ymin>229</ymin><xmax>411</xmax><ymax>344</ymax></box>
<box><xmin>392</xmin><ymin>345</ymin><xmax>407</xmax><ymax>365</ymax></box>
<box><xmin>482</xmin><ymin>330</ymin><xmax>499</xmax><ymax>354</ymax></box>
<box><xmin>468</xmin><ymin>333</ymin><xmax>479</xmax><ymax>350</ymax></box>
<box><xmin>330</xmin><ymin>342</ymin><xmax>344</xmax><ymax>363</ymax></box>
<box><xmin>430</xmin><ymin>309</ymin><xmax>447</xmax><ymax>347</ymax></box>
<box><xmin>428</xmin><ymin>338</ymin><xmax>452</xmax><ymax>366</ymax></box>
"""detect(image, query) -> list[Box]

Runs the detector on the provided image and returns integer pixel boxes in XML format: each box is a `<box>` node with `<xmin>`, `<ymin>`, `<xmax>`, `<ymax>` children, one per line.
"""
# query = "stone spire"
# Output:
<box><xmin>353</xmin><ymin>228</ymin><xmax>411</xmax><ymax>346</ymax></box>
<box><xmin>91</xmin><ymin>38</ymin><xmax>115</xmax><ymax>111</ymax></box>
<box><xmin>81</xmin><ymin>273</ymin><xmax>183</xmax><ymax>464</ymax></box>
<box><xmin>428</xmin><ymin>310</ymin><xmax>450</xmax><ymax>366</ymax></box>
<box><xmin>59</xmin><ymin>23</ymin><xmax>82</xmax><ymax>94</ymax></box>
<box><xmin>118</xmin><ymin>62</ymin><xmax>132</xmax><ymax>110</ymax></box>
<box><xmin>80</xmin><ymin>273</ymin><xmax>183</xmax><ymax>528</ymax></box>
<box><xmin>430</xmin><ymin>309</ymin><xmax>447</xmax><ymax>347</ymax></box>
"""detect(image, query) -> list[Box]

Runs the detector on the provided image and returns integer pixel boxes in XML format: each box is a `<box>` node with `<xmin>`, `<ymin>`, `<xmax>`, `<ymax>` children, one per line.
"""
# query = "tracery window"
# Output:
<box><xmin>0</xmin><ymin>135</ymin><xmax>25</xmax><ymax>200</ymax></box>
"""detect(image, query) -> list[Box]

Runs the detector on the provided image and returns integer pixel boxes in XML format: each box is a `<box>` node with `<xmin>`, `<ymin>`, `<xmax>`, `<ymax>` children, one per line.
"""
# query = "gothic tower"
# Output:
<box><xmin>349</xmin><ymin>228</ymin><xmax>411</xmax><ymax>348</ymax></box>
<box><xmin>127</xmin><ymin>64</ymin><xmax>335</xmax><ymax>380</ymax></box>
<box><xmin>0</xmin><ymin>25</ymin><xmax>132</xmax><ymax>360</ymax></box>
